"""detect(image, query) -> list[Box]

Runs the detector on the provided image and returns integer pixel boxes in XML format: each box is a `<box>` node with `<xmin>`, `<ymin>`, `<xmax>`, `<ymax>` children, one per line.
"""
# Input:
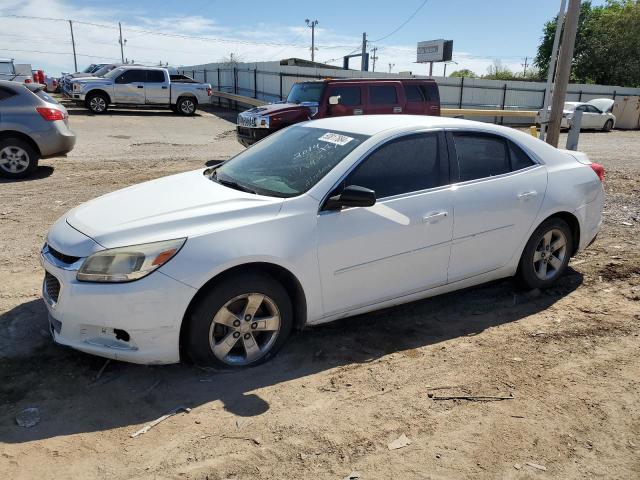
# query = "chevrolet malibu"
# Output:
<box><xmin>41</xmin><ymin>115</ymin><xmax>604</xmax><ymax>367</ymax></box>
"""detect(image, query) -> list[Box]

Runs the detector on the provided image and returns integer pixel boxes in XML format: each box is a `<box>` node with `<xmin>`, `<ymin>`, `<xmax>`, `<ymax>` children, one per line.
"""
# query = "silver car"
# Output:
<box><xmin>0</xmin><ymin>80</ymin><xmax>76</xmax><ymax>179</ymax></box>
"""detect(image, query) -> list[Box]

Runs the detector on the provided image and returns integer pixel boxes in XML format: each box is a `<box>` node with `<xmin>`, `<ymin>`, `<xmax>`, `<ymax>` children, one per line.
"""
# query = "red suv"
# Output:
<box><xmin>236</xmin><ymin>78</ymin><xmax>440</xmax><ymax>147</ymax></box>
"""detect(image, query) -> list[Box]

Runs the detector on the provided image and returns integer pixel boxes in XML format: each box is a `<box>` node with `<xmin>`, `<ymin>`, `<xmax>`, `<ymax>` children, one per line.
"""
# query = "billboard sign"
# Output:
<box><xmin>417</xmin><ymin>39</ymin><xmax>453</xmax><ymax>63</ymax></box>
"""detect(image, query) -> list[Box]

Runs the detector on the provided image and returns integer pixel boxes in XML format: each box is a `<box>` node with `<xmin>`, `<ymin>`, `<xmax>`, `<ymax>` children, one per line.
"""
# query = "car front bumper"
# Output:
<box><xmin>236</xmin><ymin>126</ymin><xmax>271</xmax><ymax>147</ymax></box>
<box><xmin>41</xmin><ymin>247</ymin><xmax>196</xmax><ymax>365</ymax></box>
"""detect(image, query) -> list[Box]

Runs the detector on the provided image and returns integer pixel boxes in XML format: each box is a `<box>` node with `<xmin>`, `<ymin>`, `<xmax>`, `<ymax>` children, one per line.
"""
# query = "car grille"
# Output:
<box><xmin>44</xmin><ymin>272</ymin><xmax>61</xmax><ymax>305</ymax></box>
<box><xmin>47</xmin><ymin>244</ymin><xmax>80</xmax><ymax>265</ymax></box>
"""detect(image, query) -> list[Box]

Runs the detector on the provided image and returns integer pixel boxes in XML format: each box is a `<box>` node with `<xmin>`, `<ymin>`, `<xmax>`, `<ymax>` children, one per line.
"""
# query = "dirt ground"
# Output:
<box><xmin>1</xmin><ymin>104</ymin><xmax>639</xmax><ymax>480</ymax></box>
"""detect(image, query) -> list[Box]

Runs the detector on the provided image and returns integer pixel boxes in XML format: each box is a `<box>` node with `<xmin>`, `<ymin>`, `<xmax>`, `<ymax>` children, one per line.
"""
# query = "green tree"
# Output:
<box><xmin>483</xmin><ymin>60</ymin><xmax>516</xmax><ymax>80</ymax></box>
<box><xmin>449</xmin><ymin>69</ymin><xmax>477</xmax><ymax>78</ymax></box>
<box><xmin>534</xmin><ymin>0</ymin><xmax>640</xmax><ymax>87</ymax></box>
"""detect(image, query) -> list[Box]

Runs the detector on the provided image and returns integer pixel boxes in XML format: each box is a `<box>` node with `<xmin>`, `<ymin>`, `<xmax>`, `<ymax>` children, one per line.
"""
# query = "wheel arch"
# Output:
<box><xmin>179</xmin><ymin>262</ymin><xmax>307</xmax><ymax>356</ymax></box>
<box><xmin>536</xmin><ymin>211</ymin><xmax>581</xmax><ymax>256</ymax></box>
<box><xmin>176</xmin><ymin>94</ymin><xmax>198</xmax><ymax>104</ymax></box>
<box><xmin>0</xmin><ymin>130</ymin><xmax>41</xmax><ymax>156</ymax></box>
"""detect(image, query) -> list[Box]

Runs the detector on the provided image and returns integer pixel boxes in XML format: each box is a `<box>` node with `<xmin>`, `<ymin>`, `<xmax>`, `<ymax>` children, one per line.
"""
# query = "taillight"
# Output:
<box><xmin>206</xmin><ymin>87</ymin><xmax>212</xmax><ymax>96</ymax></box>
<box><xmin>36</xmin><ymin>107</ymin><xmax>66</xmax><ymax>121</ymax></box>
<box><xmin>24</xmin><ymin>78</ymin><xmax>32</xmax><ymax>83</ymax></box>
<box><xmin>590</xmin><ymin>162</ymin><xmax>605</xmax><ymax>182</ymax></box>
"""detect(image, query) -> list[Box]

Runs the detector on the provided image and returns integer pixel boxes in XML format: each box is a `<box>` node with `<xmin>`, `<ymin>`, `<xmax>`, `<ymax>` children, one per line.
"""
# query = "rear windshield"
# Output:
<box><xmin>34</xmin><ymin>89</ymin><xmax>59</xmax><ymax>104</ymax></box>
<box><xmin>213</xmin><ymin>125</ymin><xmax>369</xmax><ymax>198</ymax></box>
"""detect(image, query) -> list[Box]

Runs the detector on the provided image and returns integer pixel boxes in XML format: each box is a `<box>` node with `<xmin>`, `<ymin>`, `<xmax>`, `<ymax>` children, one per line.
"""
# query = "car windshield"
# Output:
<box><xmin>212</xmin><ymin>125</ymin><xmax>369</xmax><ymax>198</ymax></box>
<box><xmin>93</xmin><ymin>65</ymin><xmax>116</xmax><ymax>77</ymax></box>
<box><xmin>103</xmin><ymin>67</ymin><xmax>125</xmax><ymax>79</ymax></box>
<box><xmin>0</xmin><ymin>62</ymin><xmax>14</xmax><ymax>74</ymax></box>
<box><xmin>83</xmin><ymin>65</ymin><xmax>97</xmax><ymax>73</ymax></box>
<box><xmin>286</xmin><ymin>83</ymin><xmax>325</xmax><ymax>104</ymax></box>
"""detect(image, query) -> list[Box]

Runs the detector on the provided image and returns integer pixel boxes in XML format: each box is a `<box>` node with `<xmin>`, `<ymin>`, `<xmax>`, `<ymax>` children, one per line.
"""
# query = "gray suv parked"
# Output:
<box><xmin>0</xmin><ymin>80</ymin><xmax>76</xmax><ymax>179</ymax></box>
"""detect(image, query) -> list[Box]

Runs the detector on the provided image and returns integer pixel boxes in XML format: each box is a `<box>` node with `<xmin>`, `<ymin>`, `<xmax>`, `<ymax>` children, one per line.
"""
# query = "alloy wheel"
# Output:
<box><xmin>90</xmin><ymin>97</ymin><xmax>106</xmax><ymax>112</ymax></box>
<box><xmin>180</xmin><ymin>99</ymin><xmax>195</xmax><ymax>114</ymax></box>
<box><xmin>533</xmin><ymin>228</ymin><xmax>568</xmax><ymax>280</ymax></box>
<box><xmin>208</xmin><ymin>293</ymin><xmax>281</xmax><ymax>366</ymax></box>
<box><xmin>0</xmin><ymin>146</ymin><xmax>30</xmax><ymax>173</ymax></box>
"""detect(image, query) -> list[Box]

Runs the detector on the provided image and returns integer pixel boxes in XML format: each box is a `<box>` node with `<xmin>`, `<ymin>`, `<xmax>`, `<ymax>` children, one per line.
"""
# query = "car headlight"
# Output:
<box><xmin>255</xmin><ymin>115</ymin><xmax>270</xmax><ymax>128</ymax></box>
<box><xmin>76</xmin><ymin>238</ymin><xmax>186</xmax><ymax>283</ymax></box>
<box><xmin>73</xmin><ymin>83</ymin><xmax>81</xmax><ymax>92</ymax></box>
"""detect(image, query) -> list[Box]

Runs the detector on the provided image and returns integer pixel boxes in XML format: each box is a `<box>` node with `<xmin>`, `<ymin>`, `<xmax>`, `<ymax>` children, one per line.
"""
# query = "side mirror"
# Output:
<box><xmin>324</xmin><ymin>185</ymin><xmax>376</xmax><ymax>210</ymax></box>
<box><xmin>328</xmin><ymin>95</ymin><xmax>341</xmax><ymax>105</ymax></box>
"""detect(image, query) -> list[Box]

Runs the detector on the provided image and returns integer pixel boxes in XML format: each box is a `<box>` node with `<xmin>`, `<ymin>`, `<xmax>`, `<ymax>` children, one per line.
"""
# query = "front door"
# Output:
<box><xmin>317</xmin><ymin>131</ymin><xmax>453</xmax><ymax>316</ymax></box>
<box><xmin>446</xmin><ymin>132</ymin><xmax>547</xmax><ymax>282</ymax></box>
<box><xmin>113</xmin><ymin>69</ymin><xmax>146</xmax><ymax>104</ymax></box>
<box><xmin>325</xmin><ymin>84</ymin><xmax>364</xmax><ymax>116</ymax></box>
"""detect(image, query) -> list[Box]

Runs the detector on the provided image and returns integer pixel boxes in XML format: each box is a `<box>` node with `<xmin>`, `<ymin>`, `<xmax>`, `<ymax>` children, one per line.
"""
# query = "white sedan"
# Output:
<box><xmin>41</xmin><ymin>115</ymin><xmax>604</xmax><ymax>367</ymax></box>
<box><xmin>537</xmin><ymin>101</ymin><xmax>616</xmax><ymax>131</ymax></box>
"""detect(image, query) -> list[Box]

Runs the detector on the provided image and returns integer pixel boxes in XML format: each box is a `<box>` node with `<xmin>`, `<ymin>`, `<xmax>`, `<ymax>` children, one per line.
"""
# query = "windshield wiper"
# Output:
<box><xmin>212</xmin><ymin>171</ymin><xmax>258</xmax><ymax>194</ymax></box>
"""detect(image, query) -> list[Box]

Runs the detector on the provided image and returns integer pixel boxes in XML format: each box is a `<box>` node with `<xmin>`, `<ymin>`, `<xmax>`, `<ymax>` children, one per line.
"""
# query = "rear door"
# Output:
<box><xmin>325</xmin><ymin>83</ymin><xmax>364</xmax><ymax>116</ymax></box>
<box><xmin>365</xmin><ymin>82</ymin><xmax>403</xmax><ymax>115</ymax></box>
<box><xmin>113</xmin><ymin>69</ymin><xmax>146</xmax><ymax>104</ymax></box>
<box><xmin>144</xmin><ymin>70</ymin><xmax>170</xmax><ymax>104</ymax></box>
<box><xmin>446</xmin><ymin>132</ymin><xmax>547</xmax><ymax>282</ymax></box>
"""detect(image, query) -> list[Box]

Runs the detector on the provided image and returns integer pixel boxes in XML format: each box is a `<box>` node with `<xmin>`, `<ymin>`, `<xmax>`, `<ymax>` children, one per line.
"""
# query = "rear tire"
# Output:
<box><xmin>85</xmin><ymin>92</ymin><xmax>109</xmax><ymax>114</ymax></box>
<box><xmin>603</xmin><ymin>119</ymin><xmax>613</xmax><ymax>132</ymax></box>
<box><xmin>185</xmin><ymin>272</ymin><xmax>293</xmax><ymax>368</ymax></box>
<box><xmin>517</xmin><ymin>218</ymin><xmax>573</xmax><ymax>290</ymax></box>
<box><xmin>0</xmin><ymin>138</ymin><xmax>39</xmax><ymax>179</ymax></box>
<box><xmin>176</xmin><ymin>97</ymin><xmax>197</xmax><ymax>116</ymax></box>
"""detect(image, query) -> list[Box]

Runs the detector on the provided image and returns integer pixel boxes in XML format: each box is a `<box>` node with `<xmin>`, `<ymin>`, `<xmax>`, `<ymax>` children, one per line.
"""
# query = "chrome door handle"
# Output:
<box><xmin>518</xmin><ymin>191</ymin><xmax>537</xmax><ymax>199</ymax></box>
<box><xmin>423</xmin><ymin>211</ymin><xmax>448</xmax><ymax>223</ymax></box>
<box><xmin>393</xmin><ymin>106</ymin><xmax>402</xmax><ymax>113</ymax></box>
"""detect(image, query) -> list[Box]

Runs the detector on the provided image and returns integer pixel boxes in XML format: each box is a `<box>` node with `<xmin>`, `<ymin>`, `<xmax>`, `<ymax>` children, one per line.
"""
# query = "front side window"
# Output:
<box><xmin>453</xmin><ymin>134</ymin><xmax>510</xmax><ymax>182</ymax></box>
<box><xmin>328</xmin><ymin>86</ymin><xmax>361</xmax><ymax>106</ymax></box>
<box><xmin>116</xmin><ymin>69</ymin><xmax>147</xmax><ymax>84</ymax></box>
<box><xmin>286</xmin><ymin>83</ymin><xmax>325</xmax><ymax>104</ymax></box>
<box><xmin>345</xmin><ymin>133</ymin><xmax>441</xmax><ymax>198</ymax></box>
<box><xmin>213</xmin><ymin>126</ymin><xmax>369</xmax><ymax>198</ymax></box>
<box><xmin>370</xmin><ymin>85</ymin><xmax>398</xmax><ymax>105</ymax></box>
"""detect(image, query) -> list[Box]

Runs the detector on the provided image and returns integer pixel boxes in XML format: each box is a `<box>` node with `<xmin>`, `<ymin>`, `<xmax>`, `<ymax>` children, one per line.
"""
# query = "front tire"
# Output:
<box><xmin>603</xmin><ymin>119</ymin><xmax>613</xmax><ymax>132</ymax></box>
<box><xmin>0</xmin><ymin>138</ymin><xmax>39</xmax><ymax>179</ymax></box>
<box><xmin>176</xmin><ymin>97</ymin><xmax>197</xmax><ymax>116</ymax></box>
<box><xmin>85</xmin><ymin>92</ymin><xmax>109</xmax><ymax>114</ymax></box>
<box><xmin>185</xmin><ymin>272</ymin><xmax>293</xmax><ymax>368</ymax></box>
<box><xmin>517</xmin><ymin>218</ymin><xmax>573</xmax><ymax>289</ymax></box>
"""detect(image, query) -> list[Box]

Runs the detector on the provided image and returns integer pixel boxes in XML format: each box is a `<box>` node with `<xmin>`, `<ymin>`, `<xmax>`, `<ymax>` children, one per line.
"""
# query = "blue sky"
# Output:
<box><xmin>1</xmin><ymin>0</ymin><xmax>607</xmax><ymax>76</ymax></box>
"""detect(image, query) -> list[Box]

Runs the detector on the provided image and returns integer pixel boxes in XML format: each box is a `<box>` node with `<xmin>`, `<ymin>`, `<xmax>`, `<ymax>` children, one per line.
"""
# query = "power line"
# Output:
<box><xmin>0</xmin><ymin>47</ymin><xmax>120</xmax><ymax>61</ymax></box>
<box><xmin>370</xmin><ymin>0</ymin><xmax>429</xmax><ymax>42</ymax></box>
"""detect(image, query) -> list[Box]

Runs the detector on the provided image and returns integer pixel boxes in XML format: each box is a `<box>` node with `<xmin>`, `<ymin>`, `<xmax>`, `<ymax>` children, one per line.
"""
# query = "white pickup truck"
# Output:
<box><xmin>0</xmin><ymin>59</ymin><xmax>33</xmax><ymax>83</ymax></box>
<box><xmin>67</xmin><ymin>65</ymin><xmax>212</xmax><ymax>115</ymax></box>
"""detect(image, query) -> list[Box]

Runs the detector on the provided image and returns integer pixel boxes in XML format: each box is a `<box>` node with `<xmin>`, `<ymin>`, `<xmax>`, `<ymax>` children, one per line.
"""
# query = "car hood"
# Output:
<box><xmin>64</xmin><ymin>169</ymin><xmax>284</xmax><ymax>249</ymax></box>
<box><xmin>245</xmin><ymin>102</ymin><xmax>313</xmax><ymax>117</ymax></box>
<box><xmin>72</xmin><ymin>76</ymin><xmax>109</xmax><ymax>84</ymax></box>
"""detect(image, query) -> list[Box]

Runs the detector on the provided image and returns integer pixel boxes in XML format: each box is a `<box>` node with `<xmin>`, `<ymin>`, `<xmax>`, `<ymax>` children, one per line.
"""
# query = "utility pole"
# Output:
<box><xmin>371</xmin><ymin>46</ymin><xmax>378</xmax><ymax>72</ymax></box>
<box><xmin>521</xmin><ymin>56</ymin><xmax>529</xmax><ymax>76</ymax></box>
<box><xmin>68</xmin><ymin>20</ymin><xmax>77</xmax><ymax>72</ymax></box>
<box><xmin>388</xmin><ymin>63</ymin><xmax>395</xmax><ymax>73</ymax></box>
<box><xmin>361</xmin><ymin>32</ymin><xmax>367</xmax><ymax>71</ymax></box>
<box><xmin>546</xmin><ymin>0</ymin><xmax>581</xmax><ymax>147</ymax></box>
<box><xmin>539</xmin><ymin>0</ymin><xmax>567</xmax><ymax>142</ymax></box>
<box><xmin>118</xmin><ymin>22</ymin><xmax>126</xmax><ymax>63</ymax></box>
<box><xmin>305</xmin><ymin>19</ymin><xmax>318</xmax><ymax>62</ymax></box>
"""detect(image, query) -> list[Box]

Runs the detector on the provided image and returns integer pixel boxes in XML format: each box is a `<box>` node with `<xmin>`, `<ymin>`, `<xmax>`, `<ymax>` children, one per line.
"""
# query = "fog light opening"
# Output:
<box><xmin>114</xmin><ymin>329</ymin><xmax>130</xmax><ymax>342</ymax></box>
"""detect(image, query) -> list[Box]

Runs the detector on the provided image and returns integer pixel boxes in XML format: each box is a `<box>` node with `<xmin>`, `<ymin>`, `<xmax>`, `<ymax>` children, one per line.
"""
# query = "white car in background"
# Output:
<box><xmin>537</xmin><ymin>101</ymin><xmax>616</xmax><ymax>131</ymax></box>
<box><xmin>40</xmin><ymin>116</ymin><xmax>604</xmax><ymax>368</ymax></box>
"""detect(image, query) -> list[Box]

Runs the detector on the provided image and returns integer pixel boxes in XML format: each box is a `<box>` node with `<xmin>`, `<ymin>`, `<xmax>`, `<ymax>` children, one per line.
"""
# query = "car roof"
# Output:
<box><xmin>303</xmin><ymin>114</ymin><xmax>505</xmax><ymax>136</ymax></box>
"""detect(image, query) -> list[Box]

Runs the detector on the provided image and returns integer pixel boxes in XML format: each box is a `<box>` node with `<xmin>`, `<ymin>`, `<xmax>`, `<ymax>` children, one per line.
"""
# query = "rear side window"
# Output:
<box><xmin>509</xmin><ymin>141</ymin><xmax>535</xmax><ymax>171</ymax></box>
<box><xmin>147</xmin><ymin>70</ymin><xmax>165</xmax><ymax>83</ymax></box>
<box><xmin>0</xmin><ymin>86</ymin><xmax>16</xmax><ymax>100</ymax></box>
<box><xmin>405</xmin><ymin>84</ymin><xmax>425</xmax><ymax>102</ymax></box>
<box><xmin>453</xmin><ymin>134</ymin><xmax>510</xmax><ymax>181</ymax></box>
<box><xmin>346</xmin><ymin>133</ymin><xmax>441</xmax><ymax>198</ymax></box>
<box><xmin>370</xmin><ymin>85</ymin><xmax>398</xmax><ymax>105</ymax></box>
<box><xmin>329</xmin><ymin>86</ymin><xmax>361</xmax><ymax>106</ymax></box>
